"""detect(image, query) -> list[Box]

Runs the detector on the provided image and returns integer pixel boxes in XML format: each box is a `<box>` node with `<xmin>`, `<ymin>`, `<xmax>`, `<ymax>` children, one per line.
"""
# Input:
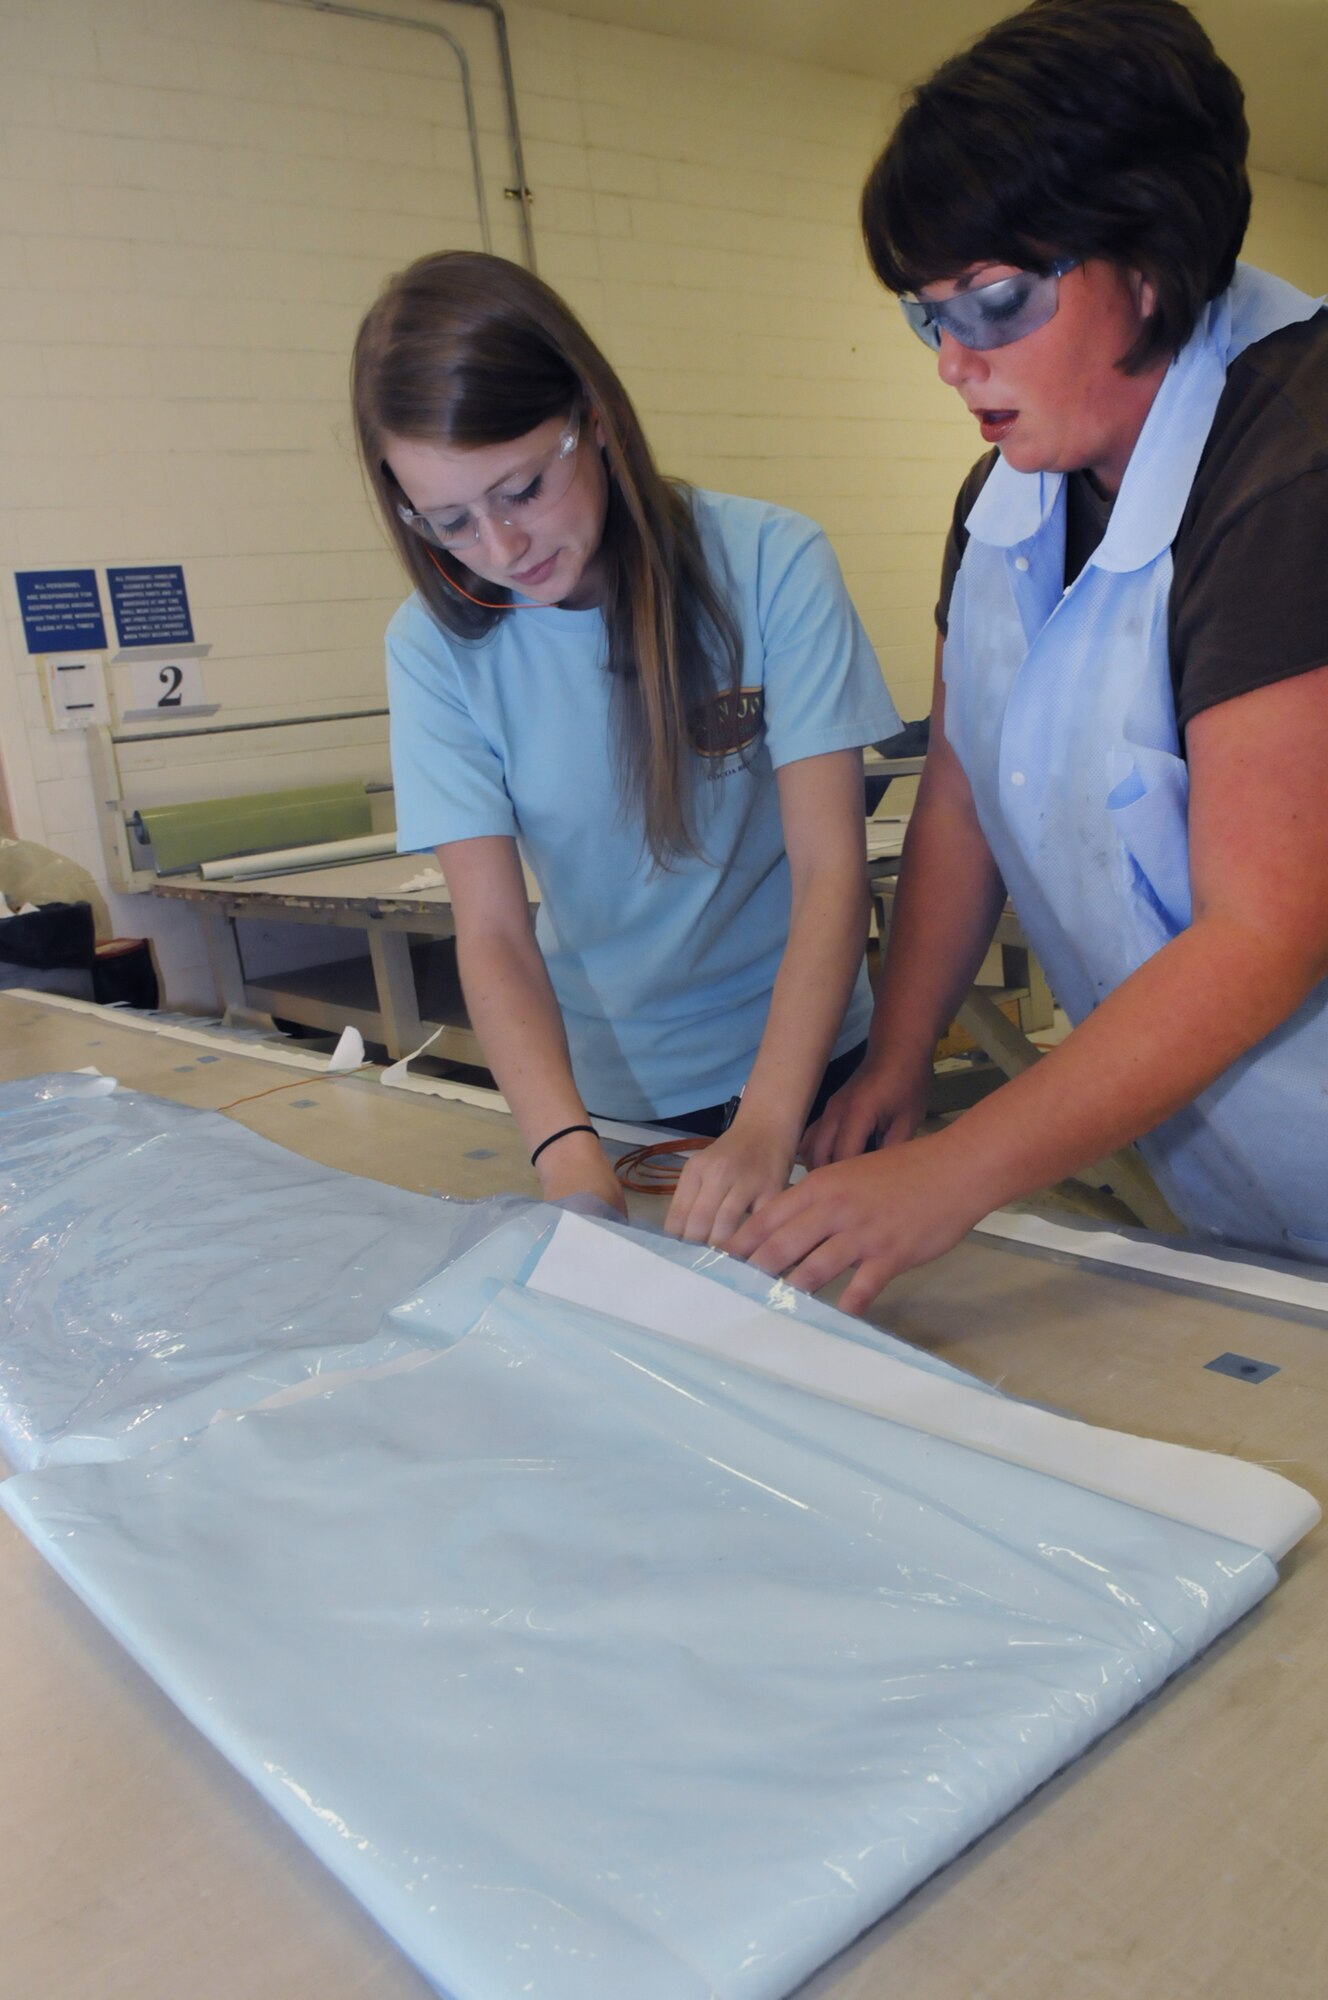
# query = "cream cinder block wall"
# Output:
<box><xmin>0</xmin><ymin>0</ymin><xmax>530</xmax><ymax>1002</ymax></box>
<box><xmin>520</xmin><ymin>6</ymin><xmax>978</xmax><ymax>713</ymax></box>
<box><xmin>0</xmin><ymin>0</ymin><xmax>1325</xmax><ymax>1006</ymax></box>
<box><xmin>1245</xmin><ymin>169</ymin><xmax>1328</xmax><ymax>296</ymax></box>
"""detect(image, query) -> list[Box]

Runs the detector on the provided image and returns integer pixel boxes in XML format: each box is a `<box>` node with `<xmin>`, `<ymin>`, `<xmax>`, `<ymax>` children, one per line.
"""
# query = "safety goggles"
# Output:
<box><xmin>899</xmin><ymin>258</ymin><xmax>1079</xmax><ymax>353</ymax></box>
<box><xmin>395</xmin><ymin>418</ymin><xmax>580</xmax><ymax>549</ymax></box>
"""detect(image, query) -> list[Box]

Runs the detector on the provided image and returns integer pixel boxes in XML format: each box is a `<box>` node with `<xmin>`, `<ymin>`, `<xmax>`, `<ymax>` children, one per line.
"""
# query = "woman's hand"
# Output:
<box><xmin>801</xmin><ymin>1052</ymin><xmax>933</xmax><ymax>1167</ymax></box>
<box><xmin>536</xmin><ymin>1130</ymin><xmax>628</xmax><ymax>1217</ymax></box>
<box><xmin>728</xmin><ymin>1130</ymin><xmax>984</xmax><ymax>1314</ymax></box>
<box><xmin>438</xmin><ymin>838</ymin><xmax>627</xmax><ymax>1221</ymax></box>
<box><xmin>663</xmin><ymin>1118</ymin><xmax>795</xmax><ymax>1247</ymax></box>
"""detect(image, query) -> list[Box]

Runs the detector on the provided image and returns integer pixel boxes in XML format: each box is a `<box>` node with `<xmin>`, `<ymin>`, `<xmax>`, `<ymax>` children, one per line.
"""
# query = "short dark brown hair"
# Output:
<box><xmin>861</xmin><ymin>0</ymin><xmax>1251</xmax><ymax>371</ymax></box>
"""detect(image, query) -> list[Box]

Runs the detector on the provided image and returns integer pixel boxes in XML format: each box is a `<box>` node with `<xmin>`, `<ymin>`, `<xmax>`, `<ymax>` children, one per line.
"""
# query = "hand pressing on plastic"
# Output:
<box><xmin>800</xmin><ymin>1050</ymin><xmax>933</xmax><ymax>1167</ymax></box>
<box><xmin>727</xmin><ymin>1131</ymin><xmax>984</xmax><ymax>1315</ymax></box>
<box><xmin>664</xmin><ymin>1115</ymin><xmax>795</xmax><ymax>1247</ymax></box>
<box><xmin>536</xmin><ymin>1128</ymin><xmax>628</xmax><ymax>1218</ymax></box>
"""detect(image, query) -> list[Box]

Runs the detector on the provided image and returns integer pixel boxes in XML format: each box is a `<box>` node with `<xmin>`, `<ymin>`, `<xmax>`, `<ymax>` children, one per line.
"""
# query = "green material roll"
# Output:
<box><xmin>140</xmin><ymin>783</ymin><xmax>374</xmax><ymax>873</ymax></box>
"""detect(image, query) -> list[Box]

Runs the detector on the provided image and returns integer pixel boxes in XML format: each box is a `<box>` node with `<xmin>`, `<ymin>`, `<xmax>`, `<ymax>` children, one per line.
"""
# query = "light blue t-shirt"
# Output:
<box><xmin>388</xmin><ymin>488</ymin><xmax>899</xmax><ymax>1120</ymax></box>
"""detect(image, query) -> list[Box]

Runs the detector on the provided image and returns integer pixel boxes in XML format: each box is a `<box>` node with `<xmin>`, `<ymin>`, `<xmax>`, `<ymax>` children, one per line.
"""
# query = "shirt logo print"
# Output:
<box><xmin>688</xmin><ymin>687</ymin><xmax>765</xmax><ymax>759</ymax></box>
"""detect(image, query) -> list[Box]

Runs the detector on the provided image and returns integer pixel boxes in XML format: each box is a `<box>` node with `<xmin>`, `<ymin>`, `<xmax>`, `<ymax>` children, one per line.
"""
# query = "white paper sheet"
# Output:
<box><xmin>527</xmin><ymin>1213</ymin><xmax>1319</xmax><ymax>1560</ymax></box>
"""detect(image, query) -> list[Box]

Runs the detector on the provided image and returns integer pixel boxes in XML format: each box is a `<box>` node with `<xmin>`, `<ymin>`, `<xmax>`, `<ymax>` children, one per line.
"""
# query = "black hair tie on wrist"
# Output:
<box><xmin>530</xmin><ymin>1122</ymin><xmax>598</xmax><ymax>1168</ymax></box>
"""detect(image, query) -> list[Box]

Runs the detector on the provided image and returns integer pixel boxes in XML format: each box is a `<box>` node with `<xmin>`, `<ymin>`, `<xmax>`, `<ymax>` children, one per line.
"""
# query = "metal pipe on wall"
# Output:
<box><xmin>111</xmin><ymin>709</ymin><xmax>390</xmax><ymax>747</ymax></box>
<box><xmin>260</xmin><ymin>0</ymin><xmax>537</xmax><ymax>264</ymax></box>
<box><xmin>436</xmin><ymin>0</ymin><xmax>536</xmax><ymax>272</ymax></box>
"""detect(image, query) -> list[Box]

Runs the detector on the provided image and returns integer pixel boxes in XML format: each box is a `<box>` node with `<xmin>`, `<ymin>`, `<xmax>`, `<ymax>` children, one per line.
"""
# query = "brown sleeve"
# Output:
<box><xmin>936</xmin><ymin>450</ymin><xmax>999</xmax><ymax>637</ymax></box>
<box><xmin>1172</xmin><ymin>464</ymin><xmax>1328</xmax><ymax>731</ymax></box>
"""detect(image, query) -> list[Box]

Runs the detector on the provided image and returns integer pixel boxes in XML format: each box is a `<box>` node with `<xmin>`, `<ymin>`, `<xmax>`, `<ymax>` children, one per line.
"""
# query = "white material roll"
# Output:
<box><xmin>199</xmin><ymin>833</ymin><xmax>398</xmax><ymax>880</ymax></box>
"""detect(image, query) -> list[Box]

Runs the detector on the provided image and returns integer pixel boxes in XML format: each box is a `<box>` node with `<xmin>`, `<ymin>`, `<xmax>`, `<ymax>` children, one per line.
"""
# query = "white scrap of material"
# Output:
<box><xmin>326</xmin><ymin>1025</ymin><xmax>366</xmax><ymax>1072</ymax></box>
<box><xmin>528</xmin><ymin>1212</ymin><xmax>1320</xmax><ymax>1561</ymax></box>
<box><xmin>380</xmin><ymin>1024</ymin><xmax>445</xmax><ymax>1087</ymax></box>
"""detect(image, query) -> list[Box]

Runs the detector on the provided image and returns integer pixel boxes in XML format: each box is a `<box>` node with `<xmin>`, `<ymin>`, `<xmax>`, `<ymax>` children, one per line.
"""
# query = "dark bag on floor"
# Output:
<box><xmin>0</xmin><ymin>899</ymin><xmax>95</xmax><ymax>971</ymax></box>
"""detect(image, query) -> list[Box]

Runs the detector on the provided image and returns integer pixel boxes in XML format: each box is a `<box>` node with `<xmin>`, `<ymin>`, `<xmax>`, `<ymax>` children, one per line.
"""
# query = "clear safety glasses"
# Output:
<box><xmin>899</xmin><ymin>258</ymin><xmax>1079</xmax><ymax>353</ymax></box>
<box><xmin>395</xmin><ymin>418</ymin><xmax>581</xmax><ymax>550</ymax></box>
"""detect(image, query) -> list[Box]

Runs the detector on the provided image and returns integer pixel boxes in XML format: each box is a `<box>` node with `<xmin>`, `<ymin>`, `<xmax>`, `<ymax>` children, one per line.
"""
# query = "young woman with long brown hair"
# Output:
<box><xmin>353</xmin><ymin>251</ymin><xmax>898</xmax><ymax>1241</ymax></box>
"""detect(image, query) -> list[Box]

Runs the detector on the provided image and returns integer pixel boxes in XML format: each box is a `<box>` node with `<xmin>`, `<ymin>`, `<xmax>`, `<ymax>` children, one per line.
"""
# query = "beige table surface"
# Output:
<box><xmin>1</xmin><ymin>992</ymin><xmax>1324</xmax><ymax>2000</ymax></box>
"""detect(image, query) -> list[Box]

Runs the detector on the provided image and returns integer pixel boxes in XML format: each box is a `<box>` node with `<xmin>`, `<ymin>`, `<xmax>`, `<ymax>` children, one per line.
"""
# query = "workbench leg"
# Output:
<box><xmin>202</xmin><ymin>910</ymin><xmax>251</xmax><ymax>1025</ymax></box>
<box><xmin>1002</xmin><ymin>942</ymin><xmax>1056</xmax><ymax>1033</ymax></box>
<box><xmin>367</xmin><ymin>927</ymin><xmax>426</xmax><ymax>1061</ymax></box>
<box><xmin>955</xmin><ymin>989</ymin><xmax>1178</xmax><ymax>1232</ymax></box>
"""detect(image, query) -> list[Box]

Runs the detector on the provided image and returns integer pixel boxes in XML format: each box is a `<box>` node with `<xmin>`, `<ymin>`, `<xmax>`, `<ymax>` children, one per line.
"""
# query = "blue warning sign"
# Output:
<box><xmin>15</xmin><ymin>569</ymin><xmax>107</xmax><ymax>654</ymax></box>
<box><xmin>107</xmin><ymin>564</ymin><xmax>195</xmax><ymax>648</ymax></box>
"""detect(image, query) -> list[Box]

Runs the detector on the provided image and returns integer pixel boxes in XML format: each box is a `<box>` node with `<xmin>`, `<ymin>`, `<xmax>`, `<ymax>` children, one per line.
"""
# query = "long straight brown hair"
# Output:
<box><xmin>351</xmin><ymin>251</ymin><xmax>743</xmax><ymax>865</ymax></box>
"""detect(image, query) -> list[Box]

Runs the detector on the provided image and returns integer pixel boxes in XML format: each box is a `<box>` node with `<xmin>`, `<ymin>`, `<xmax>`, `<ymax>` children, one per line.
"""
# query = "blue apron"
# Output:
<box><xmin>945</xmin><ymin>266</ymin><xmax>1328</xmax><ymax>1259</ymax></box>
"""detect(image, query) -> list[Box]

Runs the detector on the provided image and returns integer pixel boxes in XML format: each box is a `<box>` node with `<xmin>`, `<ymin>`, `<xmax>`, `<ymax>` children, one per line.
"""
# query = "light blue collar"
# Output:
<box><xmin>965</xmin><ymin>265</ymin><xmax>1324</xmax><ymax>571</ymax></box>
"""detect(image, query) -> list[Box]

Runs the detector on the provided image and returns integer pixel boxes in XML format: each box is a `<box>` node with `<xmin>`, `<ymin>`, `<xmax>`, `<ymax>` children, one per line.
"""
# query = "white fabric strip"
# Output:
<box><xmin>4</xmin><ymin>990</ymin><xmax>338</xmax><ymax>1069</ymax></box>
<box><xmin>7</xmin><ymin>991</ymin><xmax>666</xmax><ymax>1139</ymax></box>
<box><xmin>975</xmin><ymin>1210</ymin><xmax>1328</xmax><ymax>1313</ymax></box>
<box><xmin>528</xmin><ymin>1214</ymin><xmax>1319</xmax><ymax>1560</ymax></box>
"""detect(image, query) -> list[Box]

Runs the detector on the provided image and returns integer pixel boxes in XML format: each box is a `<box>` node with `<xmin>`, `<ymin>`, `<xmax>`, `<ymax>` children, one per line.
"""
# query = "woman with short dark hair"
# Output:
<box><xmin>734</xmin><ymin>0</ymin><xmax>1328</xmax><ymax>1307</ymax></box>
<box><xmin>353</xmin><ymin>252</ymin><xmax>898</xmax><ymax>1239</ymax></box>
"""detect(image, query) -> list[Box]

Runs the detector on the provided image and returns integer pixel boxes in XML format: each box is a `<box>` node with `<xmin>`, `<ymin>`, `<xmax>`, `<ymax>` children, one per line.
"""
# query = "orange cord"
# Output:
<box><xmin>218</xmin><ymin>1041</ymin><xmax>718</xmax><ymax>1193</ymax></box>
<box><xmin>222</xmin><ymin>1071</ymin><xmax>714</xmax><ymax>1189</ymax></box>
<box><xmin>426</xmin><ymin>544</ymin><xmax>543</xmax><ymax>611</ymax></box>
<box><xmin>216</xmin><ymin>1063</ymin><xmax>377</xmax><ymax>1112</ymax></box>
<box><xmin>613</xmin><ymin>1134</ymin><xmax>712</xmax><ymax>1193</ymax></box>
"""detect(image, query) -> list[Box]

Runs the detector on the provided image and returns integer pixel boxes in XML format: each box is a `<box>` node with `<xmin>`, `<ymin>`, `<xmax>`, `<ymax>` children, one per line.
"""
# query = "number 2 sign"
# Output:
<box><xmin>129</xmin><ymin>659</ymin><xmax>206</xmax><ymax>714</ymax></box>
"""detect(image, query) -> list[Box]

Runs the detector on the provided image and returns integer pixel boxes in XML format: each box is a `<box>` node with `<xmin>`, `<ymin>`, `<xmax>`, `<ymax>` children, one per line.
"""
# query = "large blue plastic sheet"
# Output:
<box><xmin>0</xmin><ymin>1072</ymin><xmax>532</xmax><ymax>1469</ymax></box>
<box><xmin>0</xmin><ymin>1078</ymin><xmax>1315</xmax><ymax>1999</ymax></box>
<box><xmin>0</xmin><ymin>1074</ymin><xmax>990</xmax><ymax>1472</ymax></box>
